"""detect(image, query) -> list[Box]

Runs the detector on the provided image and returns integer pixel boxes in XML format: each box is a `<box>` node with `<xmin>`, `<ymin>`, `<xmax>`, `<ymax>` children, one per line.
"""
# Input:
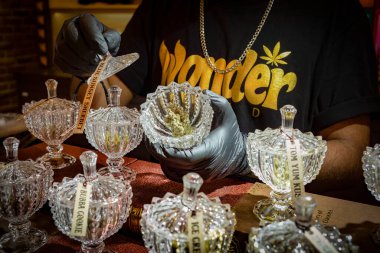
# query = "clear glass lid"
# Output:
<box><xmin>23</xmin><ymin>79</ymin><xmax>80</xmax><ymax>114</ymax></box>
<box><xmin>249</xmin><ymin>105</ymin><xmax>326</xmax><ymax>157</ymax></box>
<box><xmin>50</xmin><ymin>151</ymin><xmax>130</xmax><ymax>207</ymax></box>
<box><xmin>86</xmin><ymin>86</ymin><xmax>141</xmax><ymax>125</ymax></box>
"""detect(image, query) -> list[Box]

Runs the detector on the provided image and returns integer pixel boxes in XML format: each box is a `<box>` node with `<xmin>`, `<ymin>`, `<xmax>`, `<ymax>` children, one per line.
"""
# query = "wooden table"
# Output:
<box><xmin>0</xmin><ymin>143</ymin><xmax>379</xmax><ymax>252</ymax></box>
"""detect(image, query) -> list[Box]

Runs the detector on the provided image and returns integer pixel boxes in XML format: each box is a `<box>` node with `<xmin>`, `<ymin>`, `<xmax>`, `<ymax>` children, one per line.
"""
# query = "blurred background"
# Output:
<box><xmin>0</xmin><ymin>0</ymin><xmax>141</xmax><ymax>150</ymax></box>
<box><xmin>0</xmin><ymin>0</ymin><xmax>378</xmax><ymax>151</ymax></box>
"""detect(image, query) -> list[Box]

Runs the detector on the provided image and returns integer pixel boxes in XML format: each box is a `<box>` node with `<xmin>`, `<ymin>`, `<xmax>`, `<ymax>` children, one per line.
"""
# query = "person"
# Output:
<box><xmin>54</xmin><ymin>0</ymin><xmax>380</xmax><ymax>191</ymax></box>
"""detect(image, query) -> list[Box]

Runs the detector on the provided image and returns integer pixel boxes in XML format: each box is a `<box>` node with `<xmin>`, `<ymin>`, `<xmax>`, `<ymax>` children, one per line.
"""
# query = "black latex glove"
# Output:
<box><xmin>146</xmin><ymin>90</ymin><xmax>251</xmax><ymax>182</ymax></box>
<box><xmin>54</xmin><ymin>13</ymin><xmax>121</xmax><ymax>77</ymax></box>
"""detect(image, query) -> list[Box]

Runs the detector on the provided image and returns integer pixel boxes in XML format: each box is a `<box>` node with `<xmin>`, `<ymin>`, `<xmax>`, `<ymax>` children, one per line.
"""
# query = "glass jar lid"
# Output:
<box><xmin>251</xmin><ymin>105</ymin><xmax>325</xmax><ymax>155</ymax></box>
<box><xmin>86</xmin><ymin>86</ymin><xmax>140</xmax><ymax>124</ymax></box>
<box><xmin>51</xmin><ymin>151</ymin><xmax>129</xmax><ymax>207</ymax></box>
<box><xmin>22</xmin><ymin>79</ymin><xmax>80</xmax><ymax>114</ymax></box>
<box><xmin>0</xmin><ymin>137</ymin><xmax>51</xmax><ymax>184</ymax></box>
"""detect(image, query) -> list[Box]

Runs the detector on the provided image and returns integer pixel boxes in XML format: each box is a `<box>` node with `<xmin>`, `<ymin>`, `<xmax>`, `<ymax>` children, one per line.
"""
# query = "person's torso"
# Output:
<box><xmin>144</xmin><ymin>0</ymin><xmax>340</xmax><ymax>133</ymax></box>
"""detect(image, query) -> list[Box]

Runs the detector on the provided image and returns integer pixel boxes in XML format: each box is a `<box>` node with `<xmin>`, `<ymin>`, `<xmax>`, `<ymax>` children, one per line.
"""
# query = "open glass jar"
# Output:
<box><xmin>140</xmin><ymin>82</ymin><xmax>213</xmax><ymax>149</ymax></box>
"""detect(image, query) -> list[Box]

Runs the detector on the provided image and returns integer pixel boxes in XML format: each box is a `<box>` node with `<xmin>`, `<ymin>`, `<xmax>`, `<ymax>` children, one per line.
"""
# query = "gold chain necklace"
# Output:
<box><xmin>199</xmin><ymin>0</ymin><xmax>275</xmax><ymax>74</ymax></box>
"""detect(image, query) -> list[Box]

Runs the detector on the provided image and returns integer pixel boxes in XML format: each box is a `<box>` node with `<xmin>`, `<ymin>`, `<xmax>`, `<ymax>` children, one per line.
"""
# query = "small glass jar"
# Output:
<box><xmin>140</xmin><ymin>172</ymin><xmax>235</xmax><ymax>253</ymax></box>
<box><xmin>140</xmin><ymin>82</ymin><xmax>213</xmax><ymax>149</ymax></box>
<box><xmin>247</xmin><ymin>195</ymin><xmax>357</xmax><ymax>253</ymax></box>
<box><xmin>0</xmin><ymin>137</ymin><xmax>54</xmax><ymax>252</ymax></box>
<box><xmin>48</xmin><ymin>150</ymin><xmax>133</xmax><ymax>253</ymax></box>
<box><xmin>85</xmin><ymin>86</ymin><xmax>142</xmax><ymax>183</ymax></box>
<box><xmin>22</xmin><ymin>79</ymin><xmax>80</xmax><ymax>169</ymax></box>
<box><xmin>246</xmin><ymin>105</ymin><xmax>327</xmax><ymax>222</ymax></box>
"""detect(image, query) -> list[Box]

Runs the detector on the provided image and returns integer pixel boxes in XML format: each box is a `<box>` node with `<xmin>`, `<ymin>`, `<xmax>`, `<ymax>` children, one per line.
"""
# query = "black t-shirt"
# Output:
<box><xmin>116</xmin><ymin>0</ymin><xmax>380</xmax><ymax>134</ymax></box>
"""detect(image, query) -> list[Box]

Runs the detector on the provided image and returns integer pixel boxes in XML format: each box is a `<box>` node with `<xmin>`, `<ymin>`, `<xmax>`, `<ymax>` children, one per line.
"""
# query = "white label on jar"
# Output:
<box><xmin>286</xmin><ymin>139</ymin><xmax>305</xmax><ymax>201</ymax></box>
<box><xmin>187</xmin><ymin>211</ymin><xmax>205</xmax><ymax>253</ymax></box>
<box><xmin>304</xmin><ymin>226</ymin><xmax>339</xmax><ymax>253</ymax></box>
<box><xmin>70</xmin><ymin>182</ymin><xmax>92</xmax><ymax>237</ymax></box>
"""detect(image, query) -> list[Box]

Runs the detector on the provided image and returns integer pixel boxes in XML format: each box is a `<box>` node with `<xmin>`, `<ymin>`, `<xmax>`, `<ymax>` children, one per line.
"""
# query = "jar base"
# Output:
<box><xmin>0</xmin><ymin>227</ymin><xmax>47</xmax><ymax>253</ymax></box>
<box><xmin>253</xmin><ymin>197</ymin><xmax>294</xmax><ymax>224</ymax></box>
<box><xmin>37</xmin><ymin>152</ymin><xmax>76</xmax><ymax>170</ymax></box>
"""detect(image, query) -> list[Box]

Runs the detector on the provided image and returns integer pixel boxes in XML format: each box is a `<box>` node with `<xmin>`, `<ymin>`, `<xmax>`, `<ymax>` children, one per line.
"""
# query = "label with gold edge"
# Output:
<box><xmin>286</xmin><ymin>139</ymin><xmax>305</xmax><ymax>201</ymax></box>
<box><xmin>70</xmin><ymin>182</ymin><xmax>92</xmax><ymax>237</ymax></box>
<box><xmin>74</xmin><ymin>54</ymin><xmax>112</xmax><ymax>134</ymax></box>
<box><xmin>304</xmin><ymin>226</ymin><xmax>339</xmax><ymax>253</ymax></box>
<box><xmin>187</xmin><ymin>211</ymin><xmax>205</xmax><ymax>253</ymax></box>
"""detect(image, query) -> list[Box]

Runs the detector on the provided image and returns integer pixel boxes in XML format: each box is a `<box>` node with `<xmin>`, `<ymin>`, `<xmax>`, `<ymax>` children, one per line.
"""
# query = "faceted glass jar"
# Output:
<box><xmin>85</xmin><ymin>86</ymin><xmax>142</xmax><ymax>183</ymax></box>
<box><xmin>140</xmin><ymin>173</ymin><xmax>236</xmax><ymax>253</ymax></box>
<box><xmin>22</xmin><ymin>79</ymin><xmax>80</xmax><ymax>169</ymax></box>
<box><xmin>362</xmin><ymin>143</ymin><xmax>380</xmax><ymax>244</ymax></box>
<box><xmin>247</xmin><ymin>196</ymin><xmax>357</xmax><ymax>253</ymax></box>
<box><xmin>48</xmin><ymin>151</ymin><xmax>132</xmax><ymax>253</ymax></box>
<box><xmin>0</xmin><ymin>137</ymin><xmax>54</xmax><ymax>252</ymax></box>
<box><xmin>140</xmin><ymin>82</ymin><xmax>213</xmax><ymax>149</ymax></box>
<box><xmin>246</xmin><ymin>105</ymin><xmax>327</xmax><ymax>223</ymax></box>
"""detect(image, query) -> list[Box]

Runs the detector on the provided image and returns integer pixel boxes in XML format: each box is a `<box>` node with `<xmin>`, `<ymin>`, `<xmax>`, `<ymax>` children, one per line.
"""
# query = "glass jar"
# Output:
<box><xmin>140</xmin><ymin>82</ymin><xmax>213</xmax><ymax>149</ymax></box>
<box><xmin>246</xmin><ymin>105</ymin><xmax>327</xmax><ymax>222</ymax></box>
<box><xmin>22</xmin><ymin>79</ymin><xmax>80</xmax><ymax>169</ymax></box>
<box><xmin>0</xmin><ymin>137</ymin><xmax>54</xmax><ymax>252</ymax></box>
<box><xmin>85</xmin><ymin>86</ymin><xmax>142</xmax><ymax>183</ymax></box>
<box><xmin>140</xmin><ymin>172</ymin><xmax>235</xmax><ymax>252</ymax></box>
<box><xmin>48</xmin><ymin>150</ymin><xmax>133</xmax><ymax>253</ymax></box>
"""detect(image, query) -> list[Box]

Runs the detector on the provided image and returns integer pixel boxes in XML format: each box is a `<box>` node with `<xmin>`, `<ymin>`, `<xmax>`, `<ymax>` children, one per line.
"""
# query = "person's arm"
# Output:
<box><xmin>70</xmin><ymin>75</ymin><xmax>134</xmax><ymax>108</ymax></box>
<box><xmin>307</xmin><ymin>115</ymin><xmax>370</xmax><ymax>192</ymax></box>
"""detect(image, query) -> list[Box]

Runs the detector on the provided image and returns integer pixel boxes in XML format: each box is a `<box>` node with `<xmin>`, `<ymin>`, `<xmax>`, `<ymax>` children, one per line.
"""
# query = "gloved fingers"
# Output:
<box><xmin>60</xmin><ymin>19</ymin><xmax>100</xmax><ymax>65</ymax></box>
<box><xmin>78</xmin><ymin>13</ymin><xmax>109</xmax><ymax>55</ymax></box>
<box><xmin>203</xmin><ymin>89</ymin><xmax>236</xmax><ymax>124</ymax></box>
<box><xmin>103</xmin><ymin>29</ymin><xmax>121</xmax><ymax>56</ymax></box>
<box><xmin>145</xmin><ymin>137</ymin><xmax>211</xmax><ymax>168</ymax></box>
<box><xmin>55</xmin><ymin>39</ymin><xmax>97</xmax><ymax>74</ymax></box>
<box><xmin>203</xmin><ymin>89</ymin><xmax>230</xmax><ymax>108</ymax></box>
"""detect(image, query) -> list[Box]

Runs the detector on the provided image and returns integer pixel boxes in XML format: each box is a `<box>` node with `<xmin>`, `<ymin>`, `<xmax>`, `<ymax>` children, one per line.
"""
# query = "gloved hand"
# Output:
<box><xmin>146</xmin><ymin>90</ymin><xmax>251</xmax><ymax>182</ymax></box>
<box><xmin>54</xmin><ymin>13</ymin><xmax>121</xmax><ymax>77</ymax></box>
